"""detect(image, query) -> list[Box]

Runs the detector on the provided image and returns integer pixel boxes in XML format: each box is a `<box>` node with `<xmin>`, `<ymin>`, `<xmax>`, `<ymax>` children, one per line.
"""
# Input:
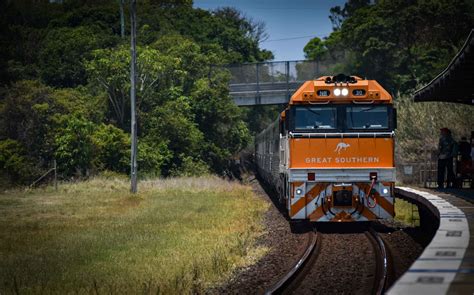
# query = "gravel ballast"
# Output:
<box><xmin>213</xmin><ymin>178</ymin><xmax>434</xmax><ymax>294</ymax></box>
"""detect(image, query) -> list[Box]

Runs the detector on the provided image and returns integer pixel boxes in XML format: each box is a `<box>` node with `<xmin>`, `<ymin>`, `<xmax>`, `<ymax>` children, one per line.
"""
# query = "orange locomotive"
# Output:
<box><xmin>255</xmin><ymin>74</ymin><xmax>397</xmax><ymax>222</ymax></box>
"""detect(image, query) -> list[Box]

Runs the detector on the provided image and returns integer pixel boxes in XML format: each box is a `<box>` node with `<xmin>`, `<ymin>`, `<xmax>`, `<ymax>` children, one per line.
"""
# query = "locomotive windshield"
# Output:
<box><xmin>346</xmin><ymin>106</ymin><xmax>388</xmax><ymax>130</ymax></box>
<box><xmin>294</xmin><ymin>107</ymin><xmax>337</xmax><ymax>130</ymax></box>
<box><xmin>289</xmin><ymin>105</ymin><xmax>393</xmax><ymax>132</ymax></box>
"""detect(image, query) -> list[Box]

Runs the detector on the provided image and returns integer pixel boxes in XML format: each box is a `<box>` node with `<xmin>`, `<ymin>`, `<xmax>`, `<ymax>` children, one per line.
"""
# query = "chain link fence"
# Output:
<box><xmin>218</xmin><ymin>60</ymin><xmax>336</xmax><ymax>105</ymax></box>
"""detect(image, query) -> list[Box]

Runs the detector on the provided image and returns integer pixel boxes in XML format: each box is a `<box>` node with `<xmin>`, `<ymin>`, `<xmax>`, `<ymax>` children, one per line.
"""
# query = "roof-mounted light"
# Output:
<box><xmin>325</xmin><ymin>74</ymin><xmax>358</xmax><ymax>84</ymax></box>
<box><xmin>341</xmin><ymin>88</ymin><xmax>349</xmax><ymax>96</ymax></box>
<box><xmin>334</xmin><ymin>88</ymin><xmax>341</xmax><ymax>96</ymax></box>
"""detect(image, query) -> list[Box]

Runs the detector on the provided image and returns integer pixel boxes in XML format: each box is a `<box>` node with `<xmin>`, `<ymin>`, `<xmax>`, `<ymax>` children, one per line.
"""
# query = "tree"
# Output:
<box><xmin>142</xmin><ymin>96</ymin><xmax>206</xmax><ymax>175</ymax></box>
<box><xmin>0</xmin><ymin>80</ymin><xmax>109</xmax><ymax>182</ymax></box>
<box><xmin>54</xmin><ymin>115</ymin><xmax>95</xmax><ymax>176</ymax></box>
<box><xmin>39</xmin><ymin>26</ymin><xmax>111</xmax><ymax>87</ymax></box>
<box><xmin>303</xmin><ymin>37</ymin><xmax>328</xmax><ymax>61</ymax></box>
<box><xmin>0</xmin><ymin>139</ymin><xmax>36</xmax><ymax>183</ymax></box>
<box><xmin>92</xmin><ymin>123</ymin><xmax>130</xmax><ymax>173</ymax></box>
<box><xmin>0</xmin><ymin>1</ymin><xmax>273</xmax><ymax>183</ymax></box>
<box><xmin>86</xmin><ymin>45</ymin><xmax>184</xmax><ymax>128</ymax></box>
<box><xmin>313</xmin><ymin>0</ymin><xmax>474</xmax><ymax>93</ymax></box>
<box><xmin>329</xmin><ymin>0</ymin><xmax>370</xmax><ymax>30</ymax></box>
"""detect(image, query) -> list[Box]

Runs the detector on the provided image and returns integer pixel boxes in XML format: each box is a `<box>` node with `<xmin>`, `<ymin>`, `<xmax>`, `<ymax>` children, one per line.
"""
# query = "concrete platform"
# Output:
<box><xmin>388</xmin><ymin>187</ymin><xmax>474</xmax><ymax>295</ymax></box>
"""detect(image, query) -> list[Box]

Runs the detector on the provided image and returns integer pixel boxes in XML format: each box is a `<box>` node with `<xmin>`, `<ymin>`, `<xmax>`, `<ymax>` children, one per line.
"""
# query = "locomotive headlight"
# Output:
<box><xmin>383</xmin><ymin>188</ymin><xmax>389</xmax><ymax>195</ymax></box>
<box><xmin>334</xmin><ymin>88</ymin><xmax>341</xmax><ymax>96</ymax></box>
<box><xmin>296</xmin><ymin>188</ymin><xmax>303</xmax><ymax>195</ymax></box>
<box><xmin>341</xmin><ymin>88</ymin><xmax>349</xmax><ymax>96</ymax></box>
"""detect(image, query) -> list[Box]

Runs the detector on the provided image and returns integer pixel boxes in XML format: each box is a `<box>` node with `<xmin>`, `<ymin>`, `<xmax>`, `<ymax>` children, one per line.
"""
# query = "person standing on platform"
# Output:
<box><xmin>437</xmin><ymin>128</ymin><xmax>456</xmax><ymax>189</ymax></box>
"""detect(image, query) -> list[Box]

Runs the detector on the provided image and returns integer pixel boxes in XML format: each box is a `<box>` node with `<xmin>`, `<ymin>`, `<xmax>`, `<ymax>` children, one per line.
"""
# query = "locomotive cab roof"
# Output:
<box><xmin>289</xmin><ymin>75</ymin><xmax>392</xmax><ymax>105</ymax></box>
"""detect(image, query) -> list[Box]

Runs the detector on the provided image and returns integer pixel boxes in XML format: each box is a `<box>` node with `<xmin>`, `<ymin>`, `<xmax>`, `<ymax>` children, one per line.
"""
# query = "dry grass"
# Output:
<box><xmin>0</xmin><ymin>176</ymin><xmax>269</xmax><ymax>294</ymax></box>
<box><xmin>394</xmin><ymin>198</ymin><xmax>420</xmax><ymax>227</ymax></box>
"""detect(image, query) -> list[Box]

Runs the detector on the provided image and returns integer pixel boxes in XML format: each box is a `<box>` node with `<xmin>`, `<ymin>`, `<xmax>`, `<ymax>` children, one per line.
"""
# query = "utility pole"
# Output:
<box><xmin>130</xmin><ymin>0</ymin><xmax>138</xmax><ymax>193</ymax></box>
<box><xmin>119</xmin><ymin>0</ymin><xmax>125</xmax><ymax>38</ymax></box>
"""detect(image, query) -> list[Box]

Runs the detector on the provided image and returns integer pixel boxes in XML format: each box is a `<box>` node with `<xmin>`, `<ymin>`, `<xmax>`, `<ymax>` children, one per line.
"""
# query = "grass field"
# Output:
<box><xmin>0</xmin><ymin>176</ymin><xmax>269</xmax><ymax>294</ymax></box>
<box><xmin>394</xmin><ymin>198</ymin><xmax>420</xmax><ymax>226</ymax></box>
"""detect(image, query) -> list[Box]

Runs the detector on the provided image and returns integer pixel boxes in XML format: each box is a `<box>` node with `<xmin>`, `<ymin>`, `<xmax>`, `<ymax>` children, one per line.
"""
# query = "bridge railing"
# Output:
<box><xmin>219</xmin><ymin>60</ymin><xmax>330</xmax><ymax>106</ymax></box>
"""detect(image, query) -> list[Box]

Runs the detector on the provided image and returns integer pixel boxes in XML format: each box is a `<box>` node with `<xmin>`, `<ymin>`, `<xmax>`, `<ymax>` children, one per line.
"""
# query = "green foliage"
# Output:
<box><xmin>92</xmin><ymin>124</ymin><xmax>130</xmax><ymax>173</ymax></box>
<box><xmin>169</xmin><ymin>156</ymin><xmax>210</xmax><ymax>177</ymax></box>
<box><xmin>0</xmin><ymin>80</ymin><xmax>122</xmax><ymax>182</ymax></box>
<box><xmin>0</xmin><ymin>139</ymin><xmax>35</xmax><ymax>183</ymax></box>
<box><xmin>242</xmin><ymin>105</ymin><xmax>280</xmax><ymax>136</ymax></box>
<box><xmin>0</xmin><ymin>1</ymin><xmax>272</xmax><ymax>184</ymax></box>
<box><xmin>39</xmin><ymin>26</ymin><xmax>114</xmax><ymax>87</ymax></box>
<box><xmin>395</xmin><ymin>96</ymin><xmax>474</xmax><ymax>163</ymax></box>
<box><xmin>316</xmin><ymin>0</ymin><xmax>474</xmax><ymax>92</ymax></box>
<box><xmin>54</xmin><ymin>116</ymin><xmax>95</xmax><ymax>176</ymax></box>
<box><xmin>0</xmin><ymin>80</ymin><xmax>56</xmax><ymax>162</ymax></box>
<box><xmin>137</xmin><ymin>140</ymin><xmax>171</xmax><ymax>177</ymax></box>
<box><xmin>54</xmin><ymin>117</ymin><xmax>133</xmax><ymax>177</ymax></box>
<box><xmin>86</xmin><ymin>44</ymin><xmax>185</xmax><ymax>127</ymax></box>
<box><xmin>143</xmin><ymin>97</ymin><xmax>205</xmax><ymax>174</ymax></box>
<box><xmin>303</xmin><ymin>37</ymin><xmax>328</xmax><ymax>61</ymax></box>
<box><xmin>190</xmin><ymin>78</ymin><xmax>251</xmax><ymax>172</ymax></box>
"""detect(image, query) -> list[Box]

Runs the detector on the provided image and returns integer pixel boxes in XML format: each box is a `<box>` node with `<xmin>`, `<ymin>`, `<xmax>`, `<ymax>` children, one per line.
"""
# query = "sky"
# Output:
<box><xmin>193</xmin><ymin>0</ymin><xmax>347</xmax><ymax>61</ymax></box>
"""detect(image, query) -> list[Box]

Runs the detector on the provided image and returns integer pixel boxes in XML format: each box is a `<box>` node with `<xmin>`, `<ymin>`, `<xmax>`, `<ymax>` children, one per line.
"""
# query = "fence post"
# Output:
<box><xmin>286</xmin><ymin>61</ymin><xmax>290</xmax><ymax>100</ymax></box>
<box><xmin>256</xmin><ymin>63</ymin><xmax>260</xmax><ymax>97</ymax></box>
<box><xmin>54</xmin><ymin>159</ymin><xmax>57</xmax><ymax>191</ymax></box>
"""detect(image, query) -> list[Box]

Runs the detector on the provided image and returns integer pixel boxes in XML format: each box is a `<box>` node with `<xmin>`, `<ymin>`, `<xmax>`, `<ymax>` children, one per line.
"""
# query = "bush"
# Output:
<box><xmin>395</xmin><ymin>95</ymin><xmax>474</xmax><ymax>163</ymax></box>
<box><xmin>137</xmin><ymin>140</ymin><xmax>172</xmax><ymax>177</ymax></box>
<box><xmin>0</xmin><ymin>139</ymin><xmax>36</xmax><ymax>183</ymax></box>
<box><xmin>54</xmin><ymin>116</ymin><xmax>95</xmax><ymax>177</ymax></box>
<box><xmin>92</xmin><ymin>124</ymin><xmax>130</xmax><ymax>173</ymax></box>
<box><xmin>169</xmin><ymin>155</ymin><xmax>210</xmax><ymax>177</ymax></box>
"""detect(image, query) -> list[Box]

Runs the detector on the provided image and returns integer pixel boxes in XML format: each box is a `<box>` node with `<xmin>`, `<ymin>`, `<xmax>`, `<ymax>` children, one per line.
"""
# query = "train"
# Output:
<box><xmin>255</xmin><ymin>74</ymin><xmax>397</xmax><ymax>222</ymax></box>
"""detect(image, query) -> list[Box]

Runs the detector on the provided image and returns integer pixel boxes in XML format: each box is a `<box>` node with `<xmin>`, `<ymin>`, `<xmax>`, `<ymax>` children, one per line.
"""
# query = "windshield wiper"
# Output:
<box><xmin>361</xmin><ymin>106</ymin><xmax>376</xmax><ymax>112</ymax></box>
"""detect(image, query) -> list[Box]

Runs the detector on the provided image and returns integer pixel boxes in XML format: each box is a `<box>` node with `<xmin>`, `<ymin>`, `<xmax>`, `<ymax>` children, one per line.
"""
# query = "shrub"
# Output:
<box><xmin>54</xmin><ymin>116</ymin><xmax>95</xmax><ymax>177</ymax></box>
<box><xmin>137</xmin><ymin>140</ymin><xmax>172</xmax><ymax>177</ymax></box>
<box><xmin>169</xmin><ymin>155</ymin><xmax>210</xmax><ymax>177</ymax></box>
<box><xmin>92</xmin><ymin>124</ymin><xmax>130</xmax><ymax>173</ymax></box>
<box><xmin>0</xmin><ymin>139</ymin><xmax>36</xmax><ymax>183</ymax></box>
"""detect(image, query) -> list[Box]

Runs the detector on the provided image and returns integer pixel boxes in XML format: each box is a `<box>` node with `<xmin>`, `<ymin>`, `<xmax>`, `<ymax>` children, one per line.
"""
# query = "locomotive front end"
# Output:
<box><xmin>280</xmin><ymin>75</ymin><xmax>396</xmax><ymax>222</ymax></box>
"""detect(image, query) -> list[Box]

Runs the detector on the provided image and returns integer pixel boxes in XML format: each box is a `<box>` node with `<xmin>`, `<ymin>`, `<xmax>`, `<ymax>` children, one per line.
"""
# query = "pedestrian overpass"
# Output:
<box><xmin>223</xmin><ymin>60</ymin><xmax>328</xmax><ymax>106</ymax></box>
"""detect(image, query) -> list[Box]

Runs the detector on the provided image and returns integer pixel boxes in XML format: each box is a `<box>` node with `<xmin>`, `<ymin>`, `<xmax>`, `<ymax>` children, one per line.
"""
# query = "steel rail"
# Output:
<box><xmin>264</xmin><ymin>230</ymin><xmax>319</xmax><ymax>295</ymax></box>
<box><xmin>367</xmin><ymin>228</ymin><xmax>389</xmax><ymax>295</ymax></box>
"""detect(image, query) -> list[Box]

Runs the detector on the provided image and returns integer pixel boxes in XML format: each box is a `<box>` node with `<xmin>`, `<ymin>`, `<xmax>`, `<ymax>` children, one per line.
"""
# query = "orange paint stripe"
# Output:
<box><xmin>376</xmin><ymin>194</ymin><xmax>394</xmax><ymax>216</ymax></box>
<box><xmin>361</xmin><ymin>207</ymin><xmax>378</xmax><ymax>220</ymax></box>
<box><xmin>308</xmin><ymin>206</ymin><xmax>325</xmax><ymax>221</ymax></box>
<box><xmin>292</xmin><ymin>182</ymin><xmax>304</xmax><ymax>188</ymax></box>
<box><xmin>306</xmin><ymin>183</ymin><xmax>328</xmax><ymax>202</ymax></box>
<box><xmin>290</xmin><ymin>183</ymin><xmax>329</xmax><ymax>217</ymax></box>
<box><xmin>356</xmin><ymin>183</ymin><xmax>370</xmax><ymax>193</ymax></box>
<box><xmin>290</xmin><ymin>196</ymin><xmax>306</xmax><ymax>217</ymax></box>
<box><xmin>357</xmin><ymin>183</ymin><xmax>394</xmax><ymax>216</ymax></box>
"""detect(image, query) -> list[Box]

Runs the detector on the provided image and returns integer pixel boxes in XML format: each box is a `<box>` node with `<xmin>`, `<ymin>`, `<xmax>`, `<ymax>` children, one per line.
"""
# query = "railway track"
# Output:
<box><xmin>265</xmin><ymin>225</ymin><xmax>390</xmax><ymax>295</ymax></box>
